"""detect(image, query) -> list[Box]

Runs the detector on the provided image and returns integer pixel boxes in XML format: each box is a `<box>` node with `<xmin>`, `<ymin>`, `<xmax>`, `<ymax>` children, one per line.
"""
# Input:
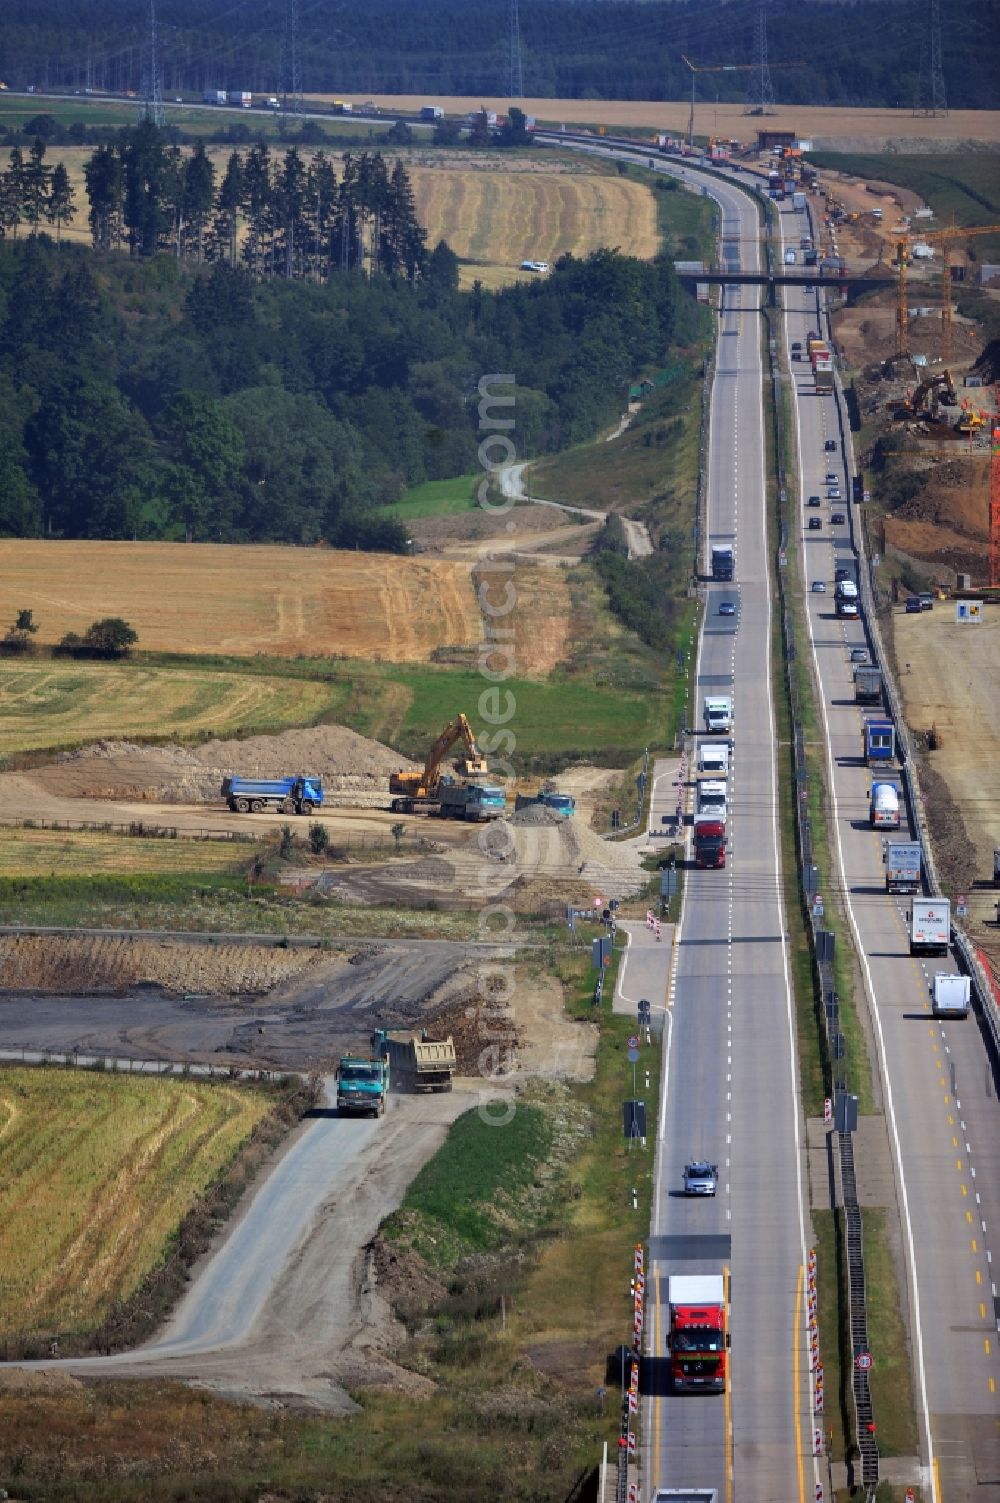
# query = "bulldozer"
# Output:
<box><xmin>389</xmin><ymin>713</ymin><xmax>488</xmax><ymax>813</ymax></box>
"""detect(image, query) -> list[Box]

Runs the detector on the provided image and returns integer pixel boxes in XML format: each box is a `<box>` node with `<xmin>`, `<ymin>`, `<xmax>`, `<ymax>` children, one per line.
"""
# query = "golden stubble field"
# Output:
<box><xmin>42</xmin><ymin>145</ymin><xmax>659</xmax><ymax>284</ymax></box>
<box><xmin>0</xmin><ymin>1067</ymin><xmax>271</xmax><ymax>1339</ymax></box>
<box><xmin>0</xmin><ymin>537</ymin><xmax>574</xmax><ymax>674</ymax></box>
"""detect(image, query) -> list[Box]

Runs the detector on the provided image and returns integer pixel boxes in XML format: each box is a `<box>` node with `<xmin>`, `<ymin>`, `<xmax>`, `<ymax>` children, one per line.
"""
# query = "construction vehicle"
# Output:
<box><xmin>389</xmin><ymin>713</ymin><xmax>489</xmax><ymax>814</ymax></box>
<box><xmin>372</xmin><ymin>1029</ymin><xmax>456</xmax><ymax>1092</ymax></box>
<box><xmin>892</xmin><ymin>369</ymin><xmax>958</xmax><ymax>423</ymax></box>
<box><xmin>437</xmin><ymin>781</ymin><xmax>507</xmax><ymax>821</ymax></box>
<box><xmin>514</xmin><ymin>789</ymin><xmax>576</xmax><ymax>817</ymax></box>
<box><xmin>221</xmin><ymin>774</ymin><xmax>323</xmax><ymax>814</ymax></box>
<box><xmin>336</xmin><ymin>1054</ymin><xmax>389</xmax><ymax>1117</ymax></box>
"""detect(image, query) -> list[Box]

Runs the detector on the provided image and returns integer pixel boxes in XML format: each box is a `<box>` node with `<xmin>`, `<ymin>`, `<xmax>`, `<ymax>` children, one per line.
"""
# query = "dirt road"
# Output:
<box><xmin>501</xmin><ymin>462</ymin><xmax>654</xmax><ymax>559</ymax></box>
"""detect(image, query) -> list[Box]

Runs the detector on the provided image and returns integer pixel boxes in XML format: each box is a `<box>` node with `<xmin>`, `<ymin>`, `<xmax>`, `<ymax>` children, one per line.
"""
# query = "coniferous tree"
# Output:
<box><xmin>83</xmin><ymin>143</ymin><xmax>124</xmax><ymax>251</ymax></box>
<box><xmin>46</xmin><ymin>162</ymin><xmax>76</xmax><ymax>242</ymax></box>
<box><xmin>209</xmin><ymin>151</ymin><xmax>244</xmax><ymax>268</ymax></box>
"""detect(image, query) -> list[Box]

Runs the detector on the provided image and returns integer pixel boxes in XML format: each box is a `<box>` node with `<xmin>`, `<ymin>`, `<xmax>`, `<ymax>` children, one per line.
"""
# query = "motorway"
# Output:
<box><xmin>641</xmin><ymin>164</ymin><xmax>816</xmax><ymax>1502</ymax></box>
<box><xmin>781</xmin><ymin>205</ymin><xmax>1000</xmax><ymax>1497</ymax></box>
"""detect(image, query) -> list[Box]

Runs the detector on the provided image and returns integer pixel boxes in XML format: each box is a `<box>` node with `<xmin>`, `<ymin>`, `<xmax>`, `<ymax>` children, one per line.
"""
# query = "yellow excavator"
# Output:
<box><xmin>389</xmin><ymin>713</ymin><xmax>488</xmax><ymax>813</ymax></box>
<box><xmin>892</xmin><ymin>368</ymin><xmax>958</xmax><ymax>422</ymax></box>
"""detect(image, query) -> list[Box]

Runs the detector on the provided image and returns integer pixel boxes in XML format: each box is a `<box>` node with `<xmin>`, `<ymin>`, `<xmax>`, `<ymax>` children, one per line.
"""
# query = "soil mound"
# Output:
<box><xmin>33</xmin><ymin>726</ymin><xmax>415</xmax><ymax>804</ymax></box>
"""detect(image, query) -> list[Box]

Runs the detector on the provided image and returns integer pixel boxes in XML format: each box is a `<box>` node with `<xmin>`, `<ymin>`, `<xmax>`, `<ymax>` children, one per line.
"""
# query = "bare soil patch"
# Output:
<box><xmin>0</xmin><ymin>934</ymin><xmax>329</xmax><ymax>996</ymax></box>
<box><xmin>889</xmin><ymin>607</ymin><xmax>1000</xmax><ymax>974</ymax></box>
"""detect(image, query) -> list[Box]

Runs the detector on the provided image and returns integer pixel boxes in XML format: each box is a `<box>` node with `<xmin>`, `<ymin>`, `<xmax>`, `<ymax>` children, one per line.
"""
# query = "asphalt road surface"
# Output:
<box><xmin>640</xmin><ymin>160</ymin><xmax>816</xmax><ymax>1503</ymax></box>
<box><xmin>782</xmin><ymin>206</ymin><xmax>1000</xmax><ymax>1499</ymax></box>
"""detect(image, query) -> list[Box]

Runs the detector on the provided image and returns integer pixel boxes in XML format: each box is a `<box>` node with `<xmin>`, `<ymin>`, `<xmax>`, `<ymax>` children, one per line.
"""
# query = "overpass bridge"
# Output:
<box><xmin>674</xmin><ymin>266</ymin><xmax>895</xmax><ymax>306</ymax></box>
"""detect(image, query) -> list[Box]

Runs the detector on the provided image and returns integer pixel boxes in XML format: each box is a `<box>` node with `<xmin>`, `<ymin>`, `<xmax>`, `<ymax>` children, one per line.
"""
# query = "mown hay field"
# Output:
<box><xmin>40</xmin><ymin>146</ymin><xmax>659</xmax><ymax>282</ymax></box>
<box><xmin>0</xmin><ymin>1067</ymin><xmax>271</xmax><ymax>1339</ymax></box>
<box><xmin>0</xmin><ymin>538</ymin><xmax>483</xmax><ymax>664</ymax></box>
<box><xmin>0</xmin><ymin>658</ymin><xmax>336</xmax><ymax>757</ymax></box>
<box><xmin>0</xmin><ymin>825</ymin><xmax>251</xmax><ymax>877</ymax></box>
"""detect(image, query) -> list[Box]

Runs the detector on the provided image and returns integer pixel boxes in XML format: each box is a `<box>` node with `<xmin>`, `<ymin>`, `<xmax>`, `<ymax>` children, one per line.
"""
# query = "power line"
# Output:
<box><xmin>744</xmin><ymin>0</ymin><xmax>775</xmax><ymax>117</ymax></box>
<box><xmin>914</xmin><ymin>0</ymin><xmax>948</xmax><ymax>116</ymax></box>
<box><xmin>509</xmin><ymin>0</ymin><xmax>524</xmax><ymax>99</ymax></box>
<box><xmin>139</xmin><ymin>0</ymin><xmax>165</xmax><ymax>127</ymax></box>
<box><xmin>281</xmin><ymin>0</ymin><xmax>304</xmax><ymax>116</ymax></box>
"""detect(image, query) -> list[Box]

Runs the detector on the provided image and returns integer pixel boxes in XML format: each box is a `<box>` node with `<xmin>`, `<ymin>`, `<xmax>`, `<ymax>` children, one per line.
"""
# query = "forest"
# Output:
<box><xmin>1</xmin><ymin>0</ymin><xmax>998</xmax><ymax>109</ymax></box>
<box><xmin>0</xmin><ymin>209</ymin><xmax>699</xmax><ymax>545</ymax></box>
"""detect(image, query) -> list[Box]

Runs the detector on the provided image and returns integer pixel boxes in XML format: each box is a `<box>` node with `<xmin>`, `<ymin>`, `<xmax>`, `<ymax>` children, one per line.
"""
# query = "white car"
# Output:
<box><xmin>520</xmin><ymin>259</ymin><xmax>549</xmax><ymax>273</ymax></box>
<box><xmin>683</xmin><ymin>1161</ymin><xmax>719</xmax><ymax>1196</ymax></box>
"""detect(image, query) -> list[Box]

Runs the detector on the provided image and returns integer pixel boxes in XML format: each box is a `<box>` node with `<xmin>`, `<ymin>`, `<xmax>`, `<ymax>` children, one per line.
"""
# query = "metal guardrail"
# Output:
<box><xmin>764</xmin><ymin>300</ymin><xmax>880</xmax><ymax>1489</ymax></box>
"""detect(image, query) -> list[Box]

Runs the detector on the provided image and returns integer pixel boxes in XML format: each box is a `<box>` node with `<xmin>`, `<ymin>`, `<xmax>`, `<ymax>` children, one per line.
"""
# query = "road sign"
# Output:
<box><xmin>812</xmin><ymin>893</ymin><xmax>825</xmax><ymax>919</ymax></box>
<box><xmin>638</xmin><ymin>998</ymin><xmax>651</xmax><ymax>1023</ymax></box>
<box><xmin>627</xmin><ymin>1047</ymin><xmax>640</xmax><ymax>1063</ymax></box>
<box><xmin>956</xmin><ymin>894</ymin><xmax>968</xmax><ymax>918</ymax></box>
<box><xmin>854</xmin><ymin>1351</ymin><xmax>873</xmax><ymax>1371</ymax></box>
<box><xmin>628</xmin><ymin>1035</ymin><xmax>639</xmax><ymax>1050</ymax></box>
<box><xmin>623</xmin><ymin>1100</ymin><xmax>647</xmax><ymax>1138</ymax></box>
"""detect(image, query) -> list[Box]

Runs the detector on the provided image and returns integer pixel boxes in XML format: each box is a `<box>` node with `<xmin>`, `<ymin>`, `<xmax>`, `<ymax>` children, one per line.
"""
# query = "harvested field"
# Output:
<box><xmin>0</xmin><ymin>539</ymin><xmax>481</xmax><ymax>664</ymax></box>
<box><xmin>0</xmin><ymin>660</ymin><xmax>336</xmax><ymax>758</ymax></box>
<box><xmin>890</xmin><ymin>606</ymin><xmax>1000</xmax><ymax>974</ymax></box>
<box><xmin>309</xmin><ymin>96</ymin><xmax>1000</xmax><ymax>148</ymax></box>
<box><xmin>0</xmin><ymin>825</ymin><xmax>253</xmax><ymax>877</ymax></box>
<box><xmin>0</xmin><ymin>1067</ymin><xmax>271</xmax><ymax>1339</ymax></box>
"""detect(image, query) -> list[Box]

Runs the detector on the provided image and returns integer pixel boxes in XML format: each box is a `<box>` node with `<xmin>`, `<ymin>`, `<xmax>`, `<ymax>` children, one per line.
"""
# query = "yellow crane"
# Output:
<box><xmin>680</xmin><ymin>56</ymin><xmax>804</xmax><ymax>147</ymax></box>
<box><xmin>895</xmin><ymin>222</ymin><xmax>1000</xmax><ymax>361</ymax></box>
<box><xmin>389</xmin><ymin>713</ymin><xmax>488</xmax><ymax>811</ymax></box>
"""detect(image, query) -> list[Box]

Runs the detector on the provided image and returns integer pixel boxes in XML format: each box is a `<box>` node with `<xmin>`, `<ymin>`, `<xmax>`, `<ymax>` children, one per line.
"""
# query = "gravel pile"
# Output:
<box><xmin>508</xmin><ymin>805</ymin><xmax>565</xmax><ymax>827</ymax></box>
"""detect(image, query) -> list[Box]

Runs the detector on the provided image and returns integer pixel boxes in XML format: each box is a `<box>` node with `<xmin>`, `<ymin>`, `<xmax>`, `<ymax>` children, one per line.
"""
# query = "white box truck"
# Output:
<box><xmin>696</xmin><ymin>779</ymin><xmax>728</xmax><ymax>824</ymax></box>
<box><xmin>909</xmin><ymin>898</ymin><xmax>951</xmax><ymax>956</ymax></box>
<box><xmin>698</xmin><ymin>743</ymin><xmax>730</xmax><ymax>776</ymax></box>
<box><xmin>703</xmin><ymin>696</ymin><xmax>732</xmax><ymax>734</ymax></box>
<box><xmin>932</xmin><ymin>973</ymin><xmax>970</xmax><ymax>1018</ymax></box>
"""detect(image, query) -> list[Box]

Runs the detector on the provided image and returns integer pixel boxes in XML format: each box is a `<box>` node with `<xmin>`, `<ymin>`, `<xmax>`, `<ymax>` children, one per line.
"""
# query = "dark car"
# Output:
<box><xmin>831</xmin><ymin>511</ymin><xmax>846</xmax><ymax>525</ymax></box>
<box><xmin>791</xmin><ymin>341</ymin><xmax>802</xmax><ymax>351</ymax></box>
<box><xmin>812</xmin><ymin>581</ymin><xmax>826</xmax><ymax>593</ymax></box>
<box><xmin>807</xmin><ymin>495</ymin><xmax>821</xmax><ymax>507</ymax></box>
<box><xmin>835</xmin><ymin>567</ymin><xmax>852</xmax><ymax>582</ymax></box>
<box><xmin>824</xmin><ymin>439</ymin><xmax>837</xmax><ymax>452</ymax></box>
<box><xmin>808</xmin><ymin>517</ymin><xmax>822</xmax><ymax>529</ymax></box>
<box><xmin>905</xmin><ymin>597</ymin><xmax>922</xmax><ymax>613</ymax></box>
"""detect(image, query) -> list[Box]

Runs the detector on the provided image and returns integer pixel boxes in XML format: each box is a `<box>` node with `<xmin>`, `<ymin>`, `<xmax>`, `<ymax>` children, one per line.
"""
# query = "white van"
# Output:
<box><xmin>698</xmin><ymin>743</ymin><xmax>730</xmax><ymax>776</ymax></box>
<box><xmin>783</xmin><ymin>249</ymin><xmax>797</xmax><ymax>265</ymax></box>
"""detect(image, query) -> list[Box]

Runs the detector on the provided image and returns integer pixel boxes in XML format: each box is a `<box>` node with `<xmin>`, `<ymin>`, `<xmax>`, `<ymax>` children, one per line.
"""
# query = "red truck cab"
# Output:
<box><xmin>694</xmin><ymin>819</ymin><xmax>726</xmax><ymax>868</ymax></box>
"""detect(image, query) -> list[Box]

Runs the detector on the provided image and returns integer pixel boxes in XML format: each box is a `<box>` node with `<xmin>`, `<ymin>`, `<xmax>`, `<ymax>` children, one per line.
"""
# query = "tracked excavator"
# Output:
<box><xmin>389</xmin><ymin>713</ymin><xmax>490</xmax><ymax>814</ymax></box>
<box><xmin>892</xmin><ymin>368</ymin><xmax>958</xmax><ymax>421</ymax></box>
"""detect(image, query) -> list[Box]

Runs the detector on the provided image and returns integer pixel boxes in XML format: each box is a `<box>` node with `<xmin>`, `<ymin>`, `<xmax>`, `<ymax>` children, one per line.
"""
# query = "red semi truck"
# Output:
<box><xmin>667</xmin><ymin>1274</ymin><xmax>730</xmax><ymax>1392</ymax></box>
<box><xmin>693</xmin><ymin>818</ymin><xmax>726</xmax><ymax>868</ymax></box>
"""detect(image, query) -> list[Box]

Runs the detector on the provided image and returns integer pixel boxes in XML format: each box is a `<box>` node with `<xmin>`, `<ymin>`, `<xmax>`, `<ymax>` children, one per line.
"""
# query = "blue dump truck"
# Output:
<box><xmin>437</xmin><ymin>781</ymin><xmax>507</xmax><ymax>821</ymax></box>
<box><xmin>514</xmin><ymin>790</ymin><xmax>576</xmax><ymax>818</ymax></box>
<box><xmin>221</xmin><ymin>775</ymin><xmax>324</xmax><ymax>814</ymax></box>
<box><xmin>336</xmin><ymin>1054</ymin><xmax>389</xmax><ymax>1117</ymax></box>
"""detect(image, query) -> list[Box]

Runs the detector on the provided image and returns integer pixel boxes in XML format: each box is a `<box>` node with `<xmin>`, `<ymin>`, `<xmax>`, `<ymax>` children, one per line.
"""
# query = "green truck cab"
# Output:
<box><xmin>336</xmin><ymin>1055</ymin><xmax>389</xmax><ymax>1117</ymax></box>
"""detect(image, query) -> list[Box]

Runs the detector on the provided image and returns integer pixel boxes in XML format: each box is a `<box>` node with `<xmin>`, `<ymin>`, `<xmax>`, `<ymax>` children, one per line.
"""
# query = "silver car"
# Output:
<box><xmin>683</xmin><ymin>1161</ymin><xmax>719</xmax><ymax>1196</ymax></box>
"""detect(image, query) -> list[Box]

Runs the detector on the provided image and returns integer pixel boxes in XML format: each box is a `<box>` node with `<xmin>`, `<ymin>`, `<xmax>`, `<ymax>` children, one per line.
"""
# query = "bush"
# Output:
<box><xmin>56</xmin><ymin>616</ymin><xmax>138</xmax><ymax>659</ymax></box>
<box><xmin>308</xmin><ymin>821</ymin><xmax>329</xmax><ymax>855</ymax></box>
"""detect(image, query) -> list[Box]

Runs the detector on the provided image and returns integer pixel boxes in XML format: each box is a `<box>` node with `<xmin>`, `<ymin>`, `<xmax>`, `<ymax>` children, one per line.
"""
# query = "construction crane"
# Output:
<box><xmin>894</xmin><ymin>222</ymin><xmax>1000</xmax><ymax>360</ymax></box>
<box><xmin>389</xmin><ymin>713</ymin><xmax>488</xmax><ymax>811</ymax></box>
<box><xmin>992</xmin><ymin>418</ymin><xmax>1000</xmax><ymax>587</ymax></box>
<box><xmin>680</xmin><ymin>55</ymin><xmax>803</xmax><ymax>148</ymax></box>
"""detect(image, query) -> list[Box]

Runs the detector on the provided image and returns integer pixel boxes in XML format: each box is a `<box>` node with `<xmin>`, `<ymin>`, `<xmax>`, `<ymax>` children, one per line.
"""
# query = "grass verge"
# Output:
<box><xmin>386</xmin><ymin>474</ymin><xmax>479</xmax><ymax>521</ymax></box>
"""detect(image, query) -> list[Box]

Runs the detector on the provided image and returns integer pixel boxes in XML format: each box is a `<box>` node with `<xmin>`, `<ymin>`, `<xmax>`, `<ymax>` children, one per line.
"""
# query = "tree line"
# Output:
<box><xmin>0</xmin><ymin>0</ymin><xmax>997</xmax><ymax>109</ymax></box>
<box><xmin>0</xmin><ymin>234</ymin><xmax>699</xmax><ymax>548</ymax></box>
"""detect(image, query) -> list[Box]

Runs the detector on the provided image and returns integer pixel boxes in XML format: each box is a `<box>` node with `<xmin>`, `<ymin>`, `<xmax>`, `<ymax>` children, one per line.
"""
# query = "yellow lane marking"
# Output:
<box><xmin>980</xmin><ymin>1303</ymin><xmax>987</xmax><ymax>1319</ymax></box>
<box><xmin>986</xmin><ymin>1338</ymin><xmax>992</xmax><ymax>1358</ymax></box>
<box><xmin>967</xmin><ymin>1211</ymin><xmax>974</xmax><ymax>1225</ymax></box>
<box><xmin>953</xmin><ymin>1137</ymin><xmax>959</xmax><ymax>1148</ymax></box>
<box><xmin>961</xmin><ymin>1184</ymin><xmax>969</xmax><ymax>1198</ymax></box>
<box><xmin>956</xmin><ymin>1159</ymin><xmax>964</xmax><ymax>1171</ymax></box>
<box><xmin>972</xmin><ymin>1239</ymin><xmax>978</xmax><ymax>1253</ymax></box>
<box><xmin>990</xmin><ymin>1377</ymin><xmax>997</xmax><ymax>1395</ymax></box>
<box><xmin>977</xmin><ymin>1270</ymin><xmax>983</xmax><ymax>1286</ymax></box>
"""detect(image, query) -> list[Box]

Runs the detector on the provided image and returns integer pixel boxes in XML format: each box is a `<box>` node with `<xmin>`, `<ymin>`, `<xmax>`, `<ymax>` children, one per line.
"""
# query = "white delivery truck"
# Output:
<box><xmin>884</xmin><ymin>841</ymin><xmax>921</xmax><ymax>893</ymax></box>
<box><xmin>869</xmin><ymin>781</ymin><xmax>900</xmax><ymax>829</ymax></box>
<box><xmin>698</xmin><ymin>743</ymin><xmax>730</xmax><ymax>776</ymax></box>
<box><xmin>703</xmin><ymin>696</ymin><xmax>732</xmax><ymax>734</ymax></box>
<box><xmin>932</xmin><ymin>973</ymin><xmax>970</xmax><ymax>1018</ymax></box>
<box><xmin>696</xmin><ymin>779</ymin><xmax>728</xmax><ymax>824</ymax></box>
<box><xmin>909</xmin><ymin>898</ymin><xmax>951</xmax><ymax>956</ymax></box>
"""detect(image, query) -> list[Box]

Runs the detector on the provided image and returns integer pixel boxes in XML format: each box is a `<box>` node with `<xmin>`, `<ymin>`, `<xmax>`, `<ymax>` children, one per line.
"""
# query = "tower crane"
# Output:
<box><xmin>680</xmin><ymin>55</ymin><xmax>803</xmax><ymax>148</ymax></box>
<box><xmin>894</xmin><ymin>222</ymin><xmax>1000</xmax><ymax>360</ymax></box>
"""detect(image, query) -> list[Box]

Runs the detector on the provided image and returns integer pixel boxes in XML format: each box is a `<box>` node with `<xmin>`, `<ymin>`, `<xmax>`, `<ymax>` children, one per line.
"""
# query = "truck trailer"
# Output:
<box><xmin>336</xmin><ymin>1055</ymin><xmax>388</xmax><ymax>1117</ymax></box>
<box><xmin>853</xmin><ymin>665</ymin><xmax>882</xmax><ymax>704</ymax></box>
<box><xmin>909</xmin><ymin>898</ymin><xmax>951</xmax><ymax>956</ymax></box>
<box><xmin>869</xmin><ymin>780</ymin><xmax>901</xmax><ymax>829</ymax></box>
<box><xmin>710</xmin><ymin>544</ymin><xmax>735</xmax><ymax>580</ymax></box>
<box><xmin>696</xmin><ymin>779</ymin><xmax>728</xmax><ymax>824</ymax></box>
<box><xmin>863</xmin><ymin>717</ymin><xmax>896</xmax><ymax>766</ymax></box>
<box><xmin>221</xmin><ymin>774</ymin><xmax>323</xmax><ymax>814</ymax></box>
<box><xmin>884</xmin><ymin>840</ymin><xmax>922</xmax><ymax>893</ymax></box>
<box><xmin>667</xmin><ymin>1274</ymin><xmax>729</xmax><ymax>1393</ymax></box>
<box><xmin>372</xmin><ymin>1029</ymin><xmax>456</xmax><ymax>1092</ymax></box>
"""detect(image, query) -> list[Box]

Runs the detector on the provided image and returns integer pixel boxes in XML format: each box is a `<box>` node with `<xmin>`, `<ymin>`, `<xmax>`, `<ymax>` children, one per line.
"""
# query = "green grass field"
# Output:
<box><xmin>0</xmin><ymin>95</ymin><xmax>397</xmax><ymax>144</ymax></box>
<box><xmin>386</xmin><ymin>475</ymin><xmax>479</xmax><ymax>521</ymax></box>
